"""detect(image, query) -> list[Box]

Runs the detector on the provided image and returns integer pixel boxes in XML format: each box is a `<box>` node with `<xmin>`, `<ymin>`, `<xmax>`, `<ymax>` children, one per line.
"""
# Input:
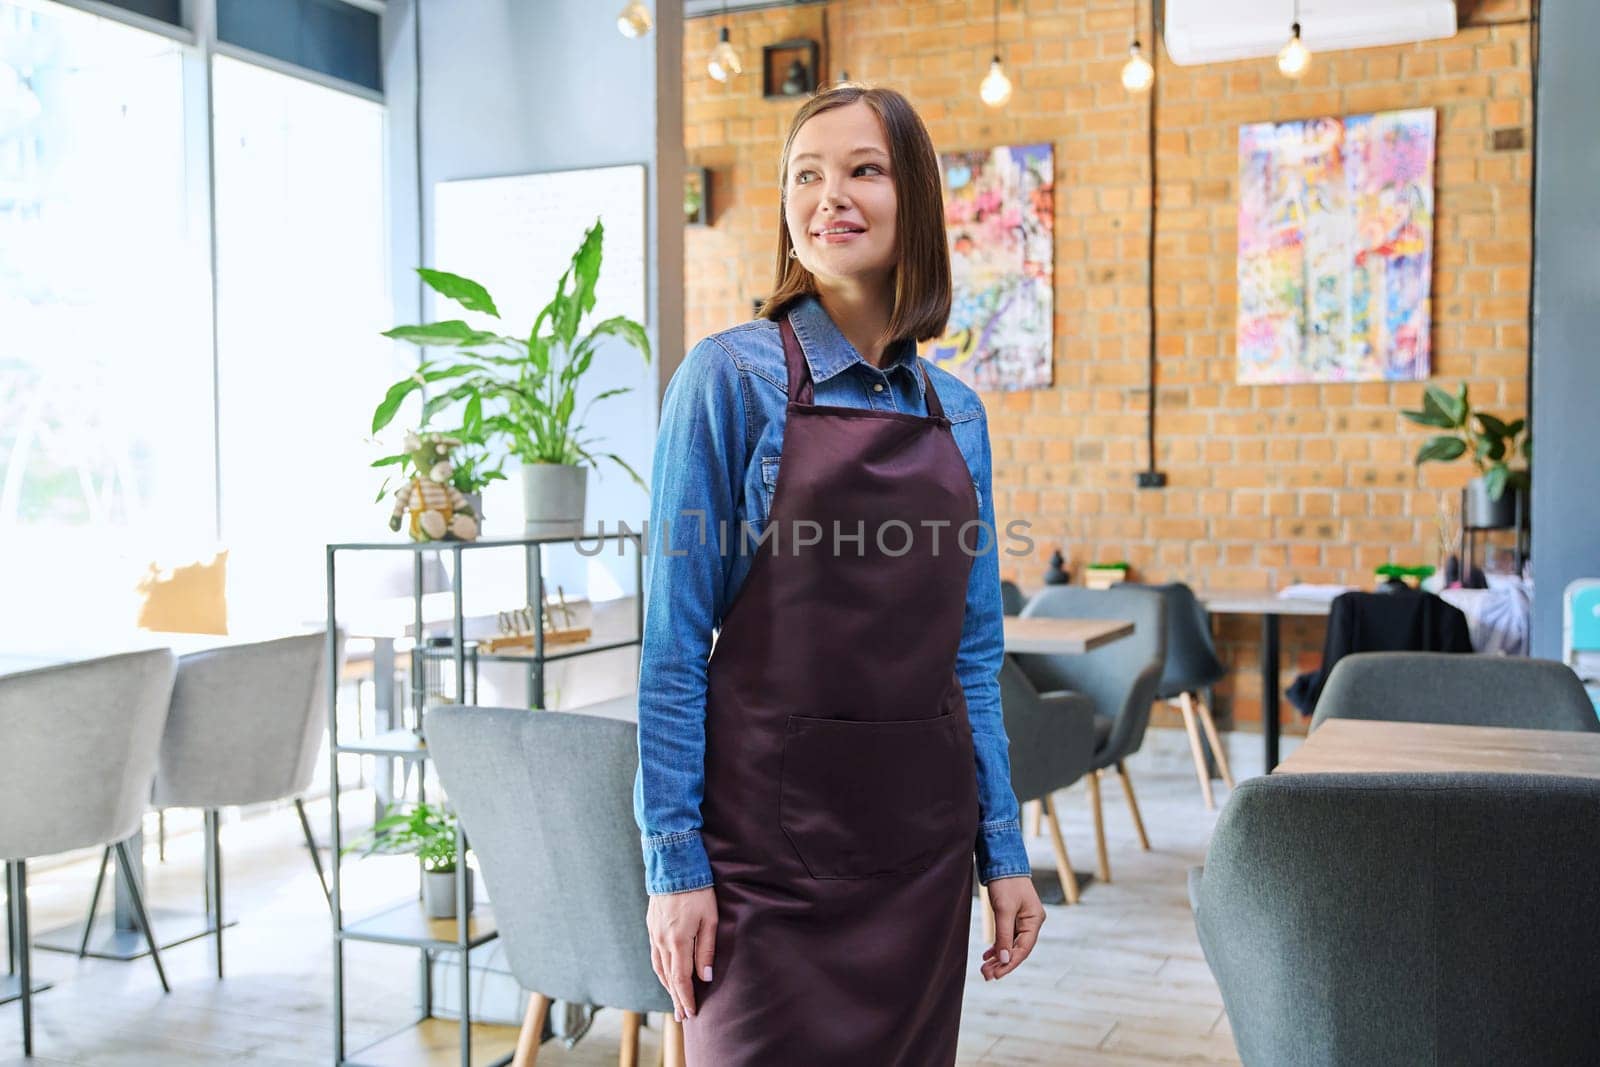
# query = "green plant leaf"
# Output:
<box><xmin>1475</xmin><ymin>412</ymin><xmax>1510</xmax><ymax>439</ymax></box>
<box><xmin>1415</xmin><ymin>435</ymin><xmax>1467</xmax><ymax>465</ymax></box>
<box><xmin>383</xmin><ymin>320</ymin><xmax>501</xmax><ymax>347</ymax></box>
<box><xmin>372</xmin><ymin>378</ymin><xmax>422</xmax><ymax>433</ymax></box>
<box><xmin>1505</xmin><ymin>418</ymin><xmax>1525</xmax><ymax>438</ymax></box>
<box><xmin>422</xmin><ymin>364</ymin><xmax>480</xmax><ymax>383</ymax></box>
<box><xmin>416</xmin><ymin>268</ymin><xmax>500</xmax><ymax>317</ymax></box>
<box><xmin>423</xmin><ymin>382</ymin><xmax>478</xmax><ymax>423</ymax></box>
<box><xmin>1400</xmin><ymin>407</ymin><xmax>1455</xmax><ymax>429</ymax></box>
<box><xmin>370</xmin><ymin>453</ymin><xmax>408</xmax><ymax>468</ymax></box>
<box><xmin>579</xmin><ymin>315</ymin><xmax>653</xmax><ymax>363</ymax></box>
<box><xmin>554</xmin><ymin>220</ymin><xmax>604</xmax><ymax>346</ymax></box>
<box><xmin>463</xmin><ymin>393</ymin><xmax>482</xmax><ymax>434</ymax></box>
<box><xmin>1522</xmin><ymin>437</ymin><xmax>1533</xmax><ymax>462</ymax></box>
<box><xmin>1484</xmin><ymin>463</ymin><xmax>1511</xmax><ymax>501</ymax></box>
<box><xmin>1421</xmin><ymin>385</ymin><xmax>1463</xmax><ymax>428</ymax></box>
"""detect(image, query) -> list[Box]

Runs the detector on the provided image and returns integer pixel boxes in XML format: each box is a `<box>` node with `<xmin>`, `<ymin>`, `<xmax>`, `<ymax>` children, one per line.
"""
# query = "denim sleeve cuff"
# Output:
<box><xmin>975</xmin><ymin>818</ymin><xmax>1031</xmax><ymax>885</ymax></box>
<box><xmin>642</xmin><ymin>829</ymin><xmax>714</xmax><ymax>895</ymax></box>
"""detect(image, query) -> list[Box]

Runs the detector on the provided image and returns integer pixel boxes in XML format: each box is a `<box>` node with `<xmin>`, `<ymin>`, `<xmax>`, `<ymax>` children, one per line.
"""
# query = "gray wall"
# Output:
<box><xmin>1530</xmin><ymin>0</ymin><xmax>1600</xmax><ymax>657</ymax></box>
<box><xmin>383</xmin><ymin>0</ymin><xmax>683</xmax><ymax>597</ymax></box>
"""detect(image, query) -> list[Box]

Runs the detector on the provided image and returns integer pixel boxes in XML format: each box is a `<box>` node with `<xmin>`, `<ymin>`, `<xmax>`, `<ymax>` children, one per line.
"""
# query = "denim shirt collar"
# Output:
<box><xmin>786</xmin><ymin>295</ymin><xmax>926</xmax><ymax>398</ymax></box>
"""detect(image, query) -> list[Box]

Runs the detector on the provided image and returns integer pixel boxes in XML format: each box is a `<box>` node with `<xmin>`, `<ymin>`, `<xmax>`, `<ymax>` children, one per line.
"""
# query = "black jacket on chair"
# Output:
<box><xmin>1287</xmin><ymin>590</ymin><xmax>1473</xmax><ymax>716</ymax></box>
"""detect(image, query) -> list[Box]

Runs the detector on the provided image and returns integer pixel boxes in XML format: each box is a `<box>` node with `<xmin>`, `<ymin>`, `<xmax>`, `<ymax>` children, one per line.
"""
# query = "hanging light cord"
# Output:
<box><xmin>1142</xmin><ymin>0</ymin><xmax>1163</xmax><ymax>486</ymax></box>
<box><xmin>992</xmin><ymin>0</ymin><xmax>1000</xmax><ymax>62</ymax></box>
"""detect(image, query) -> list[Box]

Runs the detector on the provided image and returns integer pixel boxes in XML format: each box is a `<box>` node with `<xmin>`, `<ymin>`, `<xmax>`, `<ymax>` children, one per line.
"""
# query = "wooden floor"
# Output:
<box><xmin>1</xmin><ymin>729</ymin><xmax>1274</xmax><ymax>1066</ymax></box>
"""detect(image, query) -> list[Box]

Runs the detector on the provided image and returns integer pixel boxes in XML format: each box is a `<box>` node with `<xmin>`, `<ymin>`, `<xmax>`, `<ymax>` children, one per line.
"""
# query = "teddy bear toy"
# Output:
<box><xmin>388</xmin><ymin>431</ymin><xmax>480</xmax><ymax>542</ymax></box>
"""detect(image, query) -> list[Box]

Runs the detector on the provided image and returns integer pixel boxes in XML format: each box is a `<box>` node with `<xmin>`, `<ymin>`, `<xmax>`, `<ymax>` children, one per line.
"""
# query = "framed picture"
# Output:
<box><xmin>1236</xmin><ymin>108</ymin><xmax>1436</xmax><ymax>384</ymax></box>
<box><xmin>919</xmin><ymin>143</ymin><xmax>1055</xmax><ymax>392</ymax></box>
<box><xmin>762</xmin><ymin>38</ymin><xmax>819</xmax><ymax>100</ymax></box>
<box><xmin>684</xmin><ymin>167</ymin><xmax>710</xmax><ymax>227</ymax></box>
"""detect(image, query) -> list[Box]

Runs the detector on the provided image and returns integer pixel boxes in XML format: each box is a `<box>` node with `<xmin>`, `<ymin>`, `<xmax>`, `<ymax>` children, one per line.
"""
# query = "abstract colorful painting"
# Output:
<box><xmin>919</xmin><ymin>142</ymin><xmax>1054</xmax><ymax>391</ymax></box>
<box><xmin>1237</xmin><ymin>108</ymin><xmax>1436</xmax><ymax>384</ymax></box>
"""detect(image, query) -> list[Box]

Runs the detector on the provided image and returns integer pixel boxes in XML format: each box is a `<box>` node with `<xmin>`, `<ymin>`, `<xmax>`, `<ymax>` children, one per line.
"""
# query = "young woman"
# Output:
<box><xmin>634</xmin><ymin>84</ymin><xmax>1043</xmax><ymax>1065</ymax></box>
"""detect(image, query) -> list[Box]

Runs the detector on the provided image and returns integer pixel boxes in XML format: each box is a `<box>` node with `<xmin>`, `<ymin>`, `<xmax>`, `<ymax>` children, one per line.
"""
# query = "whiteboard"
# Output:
<box><xmin>433</xmin><ymin>163</ymin><xmax>647</xmax><ymax>329</ymax></box>
<box><xmin>430</xmin><ymin>164</ymin><xmax>653</xmax><ymax>601</ymax></box>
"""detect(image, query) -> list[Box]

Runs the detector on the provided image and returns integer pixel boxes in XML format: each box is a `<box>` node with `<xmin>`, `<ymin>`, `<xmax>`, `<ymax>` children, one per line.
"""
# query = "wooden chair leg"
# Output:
<box><xmin>1178</xmin><ymin>692</ymin><xmax>1216</xmax><ymax>809</ymax></box>
<box><xmin>1026</xmin><ymin>798</ymin><xmax>1042</xmax><ymax>838</ymax></box>
<box><xmin>661</xmin><ymin>1012</ymin><xmax>686</xmax><ymax>1067</ymax></box>
<box><xmin>1195</xmin><ymin>697</ymin><xmax>1237</xmax><ymax>789</ymax></box>
<box><xmin>1115</xmin><ymin>761</ymin><xmax>1151</xmax><ymax>850</ymax></box>
<box><xmin>512</xmin><ymin>992</ymin><xmax>550</xmax><ymax>1067</ymax></box>
<box><xmin>1086</xmin><ymin>771</ymin><xmax>1111</xmax><ymax>883</ymax></box>
<box><xmin>1040</xmin><ymin>794</ymin><xmax>1080</xmax><ymax>904</ymax></box>
<box><xmin>619</xmin><ymin>1010</ymin><xmax>642</xmax><ymax>1067</ymax></box>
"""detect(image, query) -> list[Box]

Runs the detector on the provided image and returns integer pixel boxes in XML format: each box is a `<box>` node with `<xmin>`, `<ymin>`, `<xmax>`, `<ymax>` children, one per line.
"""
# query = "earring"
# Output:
<box><xmin>788</xmin><ymin>248</ymin><xmax>798</xmax><ymax>259</ymax></box>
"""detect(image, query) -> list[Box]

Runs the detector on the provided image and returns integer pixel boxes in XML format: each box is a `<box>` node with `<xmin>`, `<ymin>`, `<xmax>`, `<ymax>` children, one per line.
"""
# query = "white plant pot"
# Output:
<box><xmin>422</xmin><ymin>866</ymin><xmax>474</xmax><ymax>920</ymax></box>
<box><xmin>521</xmin><ymin>463</ymin><xmax>587</xmax><ymax>539</ymax></box>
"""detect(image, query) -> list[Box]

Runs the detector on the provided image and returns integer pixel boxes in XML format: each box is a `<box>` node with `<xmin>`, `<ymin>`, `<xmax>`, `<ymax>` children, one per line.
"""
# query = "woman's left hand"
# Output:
<box><xmin>980</xmin><ymin>875</ymin><xmax>1045</xmax><ymax>981</ymax></box>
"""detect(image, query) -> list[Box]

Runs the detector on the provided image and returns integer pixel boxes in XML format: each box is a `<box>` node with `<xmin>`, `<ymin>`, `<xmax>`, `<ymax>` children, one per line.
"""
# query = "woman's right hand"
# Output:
<box><xmin>647</xmin><ymin>886</ymin><xmax>718</xmax><ymax>1022</ymax></box>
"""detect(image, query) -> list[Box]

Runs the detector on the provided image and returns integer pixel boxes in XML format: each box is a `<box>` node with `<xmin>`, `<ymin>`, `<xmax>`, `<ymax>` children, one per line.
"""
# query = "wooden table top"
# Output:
<box><xmin>1003</xmin><ymin>616</ymin><xmax>1134</xmax><ymax>655</ymax></box>
<box><xmin>1275</xmin><ymin>718</ymin><xmax>1600</xmax><ymax>779</ymax></box>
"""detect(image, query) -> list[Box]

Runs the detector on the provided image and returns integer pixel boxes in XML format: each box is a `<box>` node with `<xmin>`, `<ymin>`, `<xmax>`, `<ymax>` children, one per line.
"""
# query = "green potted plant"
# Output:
<box><xmin>373</xmin><ymin>218</ymin><xmax>651</xmax><ymax>538</ymax></box>
<box><xmin>1401</xmin><ymin>383</ymin><xmax>1531</xmax><ymax>529</ymax></box>
<box><xmin>345</xmin><ymin>803</ymin><xmax>471</xmax><ymax>919</ymax></box>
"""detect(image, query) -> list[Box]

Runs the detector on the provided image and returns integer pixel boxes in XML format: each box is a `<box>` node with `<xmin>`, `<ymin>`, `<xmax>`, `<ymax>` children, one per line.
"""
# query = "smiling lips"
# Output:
<box><xmin>812</xmin><ymin>223</ymin><xmax>866</xmax><ymax>244</ymax></box>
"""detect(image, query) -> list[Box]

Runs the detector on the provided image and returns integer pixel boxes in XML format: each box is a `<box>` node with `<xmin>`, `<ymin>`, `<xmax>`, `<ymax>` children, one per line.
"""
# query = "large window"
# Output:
<box><xmin>211</xmin><ymin>53</ymin><xmax>397</xmax><ymax>626</ymax></box>
<box><xmin>0</xmin><ymin>1</ymin><xmax>216</xmax><ymax>644</ymax></box>
<box><xmin>0</xmin><ymin>0</ymin><xmax>395</xmax><ymax>646</ymax></box>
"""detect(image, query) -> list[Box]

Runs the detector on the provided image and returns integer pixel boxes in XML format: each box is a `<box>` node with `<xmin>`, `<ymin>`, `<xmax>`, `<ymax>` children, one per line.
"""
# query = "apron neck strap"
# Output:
<box><xmin>780</xmin><ymin>314</ymin><xmax>946</xmax><ymax>419</ymax></box>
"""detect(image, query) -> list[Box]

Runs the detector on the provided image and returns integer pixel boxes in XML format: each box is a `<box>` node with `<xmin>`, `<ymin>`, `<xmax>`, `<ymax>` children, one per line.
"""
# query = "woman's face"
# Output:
<box><xmin>784</xmin><ymin>101</ymin><xmax>898</xmax><ymax>289</ymax></box>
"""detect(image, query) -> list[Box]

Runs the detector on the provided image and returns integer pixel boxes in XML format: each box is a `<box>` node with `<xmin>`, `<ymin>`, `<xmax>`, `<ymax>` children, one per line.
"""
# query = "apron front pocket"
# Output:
<box><xmin>779</xmin><ymin>713</ymin><xmax>967</xmax><ymax>880</ymax></box>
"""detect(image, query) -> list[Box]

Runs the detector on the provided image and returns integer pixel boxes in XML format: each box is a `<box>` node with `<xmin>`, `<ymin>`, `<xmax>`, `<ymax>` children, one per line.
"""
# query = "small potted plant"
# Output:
<box><xmin>345</xmin><ymin>803</ymin><xmax>472</xmax><ymax>919</ymax></box>
<box><xmin>374</xmin><ymin>218</ymin><xmax>651</xmax><ymax>538</ymax></box>
<box><xmin>1401</xmin><ymin>383</ymin><xmax>1531</xmax><ymax>529</ymax></box>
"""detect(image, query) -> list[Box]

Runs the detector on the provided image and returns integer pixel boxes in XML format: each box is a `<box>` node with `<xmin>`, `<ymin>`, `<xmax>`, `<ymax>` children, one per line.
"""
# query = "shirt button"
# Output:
<box><xmin>873</xmin><ymin>383</ymin><xmax>884</xmax><ymax>392</ymax></box>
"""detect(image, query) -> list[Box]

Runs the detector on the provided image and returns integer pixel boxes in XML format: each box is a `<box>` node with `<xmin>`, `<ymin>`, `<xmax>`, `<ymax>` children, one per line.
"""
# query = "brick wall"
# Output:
<box><xmin>683</xmin><ymin>0</ymin><xmax>1534</xmax><ymax>734</ymax></box>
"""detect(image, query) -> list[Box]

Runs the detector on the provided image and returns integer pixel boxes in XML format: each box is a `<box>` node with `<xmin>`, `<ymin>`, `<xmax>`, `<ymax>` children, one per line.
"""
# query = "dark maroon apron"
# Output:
<box><xmin>686</xmin><ymin>314</ymin><xmax>981</xmax><ymax>1066</ymax></box>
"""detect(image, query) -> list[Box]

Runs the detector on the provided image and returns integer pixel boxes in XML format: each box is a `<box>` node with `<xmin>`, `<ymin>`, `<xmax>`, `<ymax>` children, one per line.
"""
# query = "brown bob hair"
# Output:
<box><xmin>756</xmin><ymin>85</ymin><xmax>952</xmax><ymax>347</ymax></box>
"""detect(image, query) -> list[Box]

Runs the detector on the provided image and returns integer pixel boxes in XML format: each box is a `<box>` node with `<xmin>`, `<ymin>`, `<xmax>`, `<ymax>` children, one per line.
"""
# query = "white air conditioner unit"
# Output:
<box><xmin>1163</xmin><ymin>0</ymin><xmax>1457</xmax><ymax>66</ymax></box>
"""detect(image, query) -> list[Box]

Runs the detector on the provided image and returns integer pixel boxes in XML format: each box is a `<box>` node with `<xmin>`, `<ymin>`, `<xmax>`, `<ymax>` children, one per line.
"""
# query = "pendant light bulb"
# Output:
<box><xmin>1121</xmin><ymin>41</ymin><xmax>1154</xmax><ymax>93</ymax></box>
<box><xmin>708</xmin><ymin>26</ymin><xmax>742</xmax><ymax>82</ymax></box>
<box><xmin>616</xmin><ymin>1</ymin><xmax>652</xmax><ymax>38</ymax></box>
<box><xmin>980</xmin><ymin>58</ymin><xmax>1012</xmax><ymax>108</ymax></box>
<box><xmin>1277</xmin><ymin>22</ymin><xmax>1311</xmax><ymax>79</ymax></box>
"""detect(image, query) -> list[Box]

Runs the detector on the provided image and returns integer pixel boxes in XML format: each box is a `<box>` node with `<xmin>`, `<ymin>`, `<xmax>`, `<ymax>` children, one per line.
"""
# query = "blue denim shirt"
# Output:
<box><xmin>633</xmin><ymin>295</ymin><xmax>1030</xmax><ymax>894</ymax></box>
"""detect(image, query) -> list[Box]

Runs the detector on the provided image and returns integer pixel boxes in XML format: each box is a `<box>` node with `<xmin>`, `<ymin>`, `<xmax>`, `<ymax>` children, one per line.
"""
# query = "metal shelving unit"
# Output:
<box><xmin>324</xmin><ymin>532</ymin><xmax>643</xmax><ymax>1067</ymax></box>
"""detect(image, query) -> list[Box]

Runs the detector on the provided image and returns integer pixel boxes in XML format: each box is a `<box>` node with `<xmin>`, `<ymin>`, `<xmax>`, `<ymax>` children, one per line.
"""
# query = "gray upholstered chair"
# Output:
<box><xmin>1013</xmin><ymin>585</ymin><xmax>1166</xmax><ymax>883</ymax></box>
<box><xmin>1141</xmin><ymin>582</ymin><xmax>1236</xmax><ymax>809</ymax></box>
<box><xmin>1310</xmin><ymin>651</ymin><xmax>1600</xmax><ymax>733</ymax></box>
<box><xmin>1189</xmin><ymin>773</ymin><xmax>1600</xmax><ymax>1066</ymax></box>
<box><xmin>1000</xmin><ymin>579</ymin><xmax>1027</xmax><ymax>618</ymax></box>
<box><xmin>0</xmin><ymin>650</ymin><xmax>177</xmax><ymax>1055</ymax></box>
<box><xmin>424</xmin><ymin>706</ymin><xmax>681</xmax><ymax>1067</ymax></box>
<box><xmin>75</xmin><ymin>632</ymin><xmax>341</xmax><ymax>980</ymax></box>
<box><xmin>997</xmin><ymin>659</ymin><xmax>1096</xmax><ymax>904</ymax></box>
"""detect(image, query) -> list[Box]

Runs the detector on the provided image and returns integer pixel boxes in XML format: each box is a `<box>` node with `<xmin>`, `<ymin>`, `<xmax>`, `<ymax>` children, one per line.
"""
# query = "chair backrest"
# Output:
<box><xmin>1193</xmin><ymin>772</ymin><xmax>1600</xmax><ymax>1065</ymax></box>
<box><xmin>1016</xmin><ymin>585</ymin><xmax>1166</xmax><ymax>763</ymax></box>
<box><xmin>997</xmin><ymin>658</ymin><xmax>1098</xmax><ymax>801</ymax></box>
<box><xmin>1136</xmin><ymin>582</ymin><xmax>1225</xmax><ymax>699</ymax></box>
<box><xmin>1000</xmin><ymin>579</ymin><xmax>1026</xmax><ymax>617</ymax></box>
<box><xmin>0</xmin><ymin>649</ymin><xmax>176</xmax><ymax>860</ymax></box>
<box><xmin>152</xmin><ymin>631</ymin><xmax>342</xmax><ymax>809</ymax></box>
<box><xmin>1310</xmin><ymin>652</ymin><xmax>1599</xmax><ymax>733</ymax></box>
<box><xmin>424</xmin><ymin>705</ymin><xmax>669</xmax><ymax>1014</ymax></box>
